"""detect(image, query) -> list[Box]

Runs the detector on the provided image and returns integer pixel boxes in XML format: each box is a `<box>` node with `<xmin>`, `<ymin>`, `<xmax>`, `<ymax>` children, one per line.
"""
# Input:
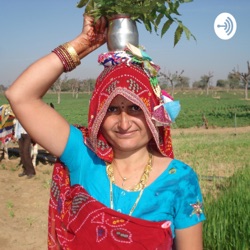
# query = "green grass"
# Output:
<box><xmin>47</xmin><ymin>93</ymin><xmax>91</xmax><ymax>125</ymax></box>
<box><xmin>1</xmin><ymin>89</ymin><xmax>249</xmax><ymax>127</ymax></box>
<box><xmin>172</xmin><ymin>131</ymin><xmax>250</xmax><ymax>174</ymax></box>
<box><xmin>173</xmin><ymin>89</ymin><xmax>250</xmax><ymax>128</ymax></box>
<box><xmin>0</xmin><ymin>92</ymin><xmax>91</xmax><ymax>126</ymax></box>
<box><xmin>172</xmin><ymin>129</ymin><xmax>250</xmax><ymax>194</ymax></box>
<box><xmin>203</xmin><ymin>166</ymin><xmax>250</xmax><ymax>250</ymax></box>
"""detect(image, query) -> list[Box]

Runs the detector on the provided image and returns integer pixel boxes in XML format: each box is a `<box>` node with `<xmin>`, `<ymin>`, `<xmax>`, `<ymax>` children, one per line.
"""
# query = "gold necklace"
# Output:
<box><xmin>106</xmin><ymin>153</ymin><xmax>152</xmax><ymax>191</ymax></box>
<box><xmin>113</xmin><ymin>163</ymin><xmax>131</xmax><ymax>189</ymax></box>
<box><xmin>106</xmin><ymin>153</ymin><xmax>153</xmax><ymax>216</ymax></box>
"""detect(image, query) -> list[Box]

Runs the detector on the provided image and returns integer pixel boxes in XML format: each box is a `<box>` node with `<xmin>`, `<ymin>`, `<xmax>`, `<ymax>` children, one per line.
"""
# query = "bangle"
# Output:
<box><xmin>52</xmin><ymin>42</ymin><xmax>81</xmax><ymax>72</ymax></box>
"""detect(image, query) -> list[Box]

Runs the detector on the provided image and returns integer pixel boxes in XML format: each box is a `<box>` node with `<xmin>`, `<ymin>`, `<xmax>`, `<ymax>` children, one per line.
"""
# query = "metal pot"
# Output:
<box><xmin>107</xmin><ymin>14</ymin><xmax>139</xmax><ymax>51</ymax></box>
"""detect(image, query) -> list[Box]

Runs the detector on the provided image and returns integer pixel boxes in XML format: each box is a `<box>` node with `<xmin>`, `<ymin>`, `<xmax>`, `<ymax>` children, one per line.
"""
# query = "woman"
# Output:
<box><xmin>5</xmin><ymin>15</ymin><xmax>205</xmax><ymax>249</ymax></box>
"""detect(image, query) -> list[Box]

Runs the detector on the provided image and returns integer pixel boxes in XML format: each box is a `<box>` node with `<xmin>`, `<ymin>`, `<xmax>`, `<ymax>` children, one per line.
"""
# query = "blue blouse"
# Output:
<box><xmin>60</xmin><ymin>125</ymin><xmax>206</xmax><ymax>237</ymax></box>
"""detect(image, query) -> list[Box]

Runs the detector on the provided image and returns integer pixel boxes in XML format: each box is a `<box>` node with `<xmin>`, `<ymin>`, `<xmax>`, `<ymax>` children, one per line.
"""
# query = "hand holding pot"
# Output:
<box><xmin>70</xmin><ymin>15</ymin><xmax>108</xmax><ymax>59</ymax></box>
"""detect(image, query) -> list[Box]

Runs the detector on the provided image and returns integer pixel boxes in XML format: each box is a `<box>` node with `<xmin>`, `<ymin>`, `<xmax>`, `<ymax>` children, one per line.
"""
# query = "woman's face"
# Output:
<box><xmin>101</xmin><ymin>95</ymin><xmax>152</xmax><ymax>154</ymax></box>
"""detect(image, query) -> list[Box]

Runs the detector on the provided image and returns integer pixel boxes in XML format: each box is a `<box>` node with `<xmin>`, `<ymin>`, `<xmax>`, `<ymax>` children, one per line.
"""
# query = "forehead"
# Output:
<box><xmin>109</xmin><ymin>95</ymin><xmax>135</xmax><ymax>106</ymax></box>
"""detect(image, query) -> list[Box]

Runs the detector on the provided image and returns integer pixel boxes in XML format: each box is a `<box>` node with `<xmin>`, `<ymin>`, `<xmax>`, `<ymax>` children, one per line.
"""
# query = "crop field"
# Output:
<box><xmin>173</xmin><ymin>89</ymin><xmax>250</xmax><ymax>128</ymax></box>
<box><xmin>1</xmin><ymin>89</ymin><xmax>249</xmax><ymax>128</ymax></box>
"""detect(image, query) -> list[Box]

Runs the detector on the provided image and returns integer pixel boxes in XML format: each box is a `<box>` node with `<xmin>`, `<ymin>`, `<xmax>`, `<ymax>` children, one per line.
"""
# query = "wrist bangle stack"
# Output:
<box><xmin>52</xmin><ymin>42</ymin><xmax>81</xmax><ymax>72</ymax></box>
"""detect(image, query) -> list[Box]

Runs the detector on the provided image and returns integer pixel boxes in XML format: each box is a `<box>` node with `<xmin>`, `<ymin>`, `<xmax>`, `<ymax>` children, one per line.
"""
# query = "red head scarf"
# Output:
<box><xmin>83</xmin><ymin>49</ymin><xmax>177</xmax><ymax>163</ymax></box>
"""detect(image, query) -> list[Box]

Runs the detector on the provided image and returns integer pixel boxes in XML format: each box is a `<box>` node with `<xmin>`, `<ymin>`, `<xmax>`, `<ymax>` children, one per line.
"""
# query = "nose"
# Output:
<box><xmin>118</xmin><ymin>111</ymin><xmax>132</xmax><ymax>131</ymax></box>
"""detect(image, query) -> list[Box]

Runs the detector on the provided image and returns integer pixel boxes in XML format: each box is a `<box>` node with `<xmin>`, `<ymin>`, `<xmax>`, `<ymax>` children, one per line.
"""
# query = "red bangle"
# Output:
<box><xmin>52</xmin><ymin>43</ymin><xmax>81</xmax><ymax>72</ymax></box>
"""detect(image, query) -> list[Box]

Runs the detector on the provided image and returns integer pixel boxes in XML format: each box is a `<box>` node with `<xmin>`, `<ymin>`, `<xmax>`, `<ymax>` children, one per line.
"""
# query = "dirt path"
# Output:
<box><xmin>171</xmin><ymin>125</ymin><xmax>250</xmax><ymax>135</ymax></box>
<box><xmin>0</xmin><ymin>126</ymin><xmax>249</xmax><ymax>250</ymax></box>
<box><xmin>0</xmin><ymin>159</ymin><xmax>52</xmax><ymax>250</ymax></box>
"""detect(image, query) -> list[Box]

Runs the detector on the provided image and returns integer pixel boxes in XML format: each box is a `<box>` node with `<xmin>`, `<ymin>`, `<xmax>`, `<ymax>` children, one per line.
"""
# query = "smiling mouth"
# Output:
<box><xmin>115</xmin><ymin>130</ymin><xmax>137</xmax><ymax>137</ymax></box>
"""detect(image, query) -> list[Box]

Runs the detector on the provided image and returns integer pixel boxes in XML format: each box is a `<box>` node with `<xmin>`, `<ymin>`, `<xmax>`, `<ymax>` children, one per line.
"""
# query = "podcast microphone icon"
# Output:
<box><xmin>214</xmin><ymin>13</ymin><xmax>237</xmax><ymax>40</ymax></box>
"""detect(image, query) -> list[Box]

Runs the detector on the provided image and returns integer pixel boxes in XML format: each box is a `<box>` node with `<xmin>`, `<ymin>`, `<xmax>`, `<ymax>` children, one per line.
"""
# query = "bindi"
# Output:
<box><xmin>121</xmin><ymin>102</ymin><xmax>125</xmax><ymax>109</ymax></box>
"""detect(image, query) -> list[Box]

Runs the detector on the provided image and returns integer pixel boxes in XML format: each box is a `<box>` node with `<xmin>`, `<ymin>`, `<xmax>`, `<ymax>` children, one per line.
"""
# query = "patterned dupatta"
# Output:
<box><xmin>85</xmin><ymin>47</ymin><xmax>181</xmax><ymax>163</ymax></box>
<box><xmin>48</xmin><ymin>162</ymin><xmax>173</xmax><ymax>249</ymax></box>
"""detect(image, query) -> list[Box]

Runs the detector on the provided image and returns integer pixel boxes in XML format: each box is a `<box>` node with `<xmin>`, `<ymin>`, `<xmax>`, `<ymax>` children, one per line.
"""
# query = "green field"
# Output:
<box><xmin>173</xmin><ymin>89</ymin><xmax>250</xmax><ymax>128</ymax></box>
<box><xmin>1</xmin><ymin>89</ymin><xmax>249</xmax><ymax>128</ymax></box>
<box><xmin>203</xmin><ymin>166</ymin><xmax>250</xmax><ymax>249</ymax></box>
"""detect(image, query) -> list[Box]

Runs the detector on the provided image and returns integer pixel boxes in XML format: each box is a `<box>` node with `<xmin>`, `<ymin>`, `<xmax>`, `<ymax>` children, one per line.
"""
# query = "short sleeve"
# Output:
<box><xmin>60</xmin><ymin>125</ymin><xmax>94</xmax><ymax>185</ymax></box>
<box><xmin>60</xmin><ymin>125</ymin><xmax>85</xmax><ymax>171</ymax></box>
<box><xmin>174</xmin><ymin>166</ymin><xmax>206</xmax><ymax>229</ymax></box>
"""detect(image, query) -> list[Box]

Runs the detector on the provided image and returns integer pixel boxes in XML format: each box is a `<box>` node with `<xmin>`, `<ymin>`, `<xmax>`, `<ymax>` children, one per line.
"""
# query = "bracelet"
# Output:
<box><xmin>52</xmin><ymin>42</ymin><xmax>81</xmax><ymax>72</ymax></box>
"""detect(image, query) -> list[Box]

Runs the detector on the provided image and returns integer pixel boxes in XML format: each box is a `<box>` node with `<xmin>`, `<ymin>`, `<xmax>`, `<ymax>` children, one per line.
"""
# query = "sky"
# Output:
<box><xmin>1</xmin><ymin>0</ymin><xmax>250</xmax><ymax>87</ymax></box>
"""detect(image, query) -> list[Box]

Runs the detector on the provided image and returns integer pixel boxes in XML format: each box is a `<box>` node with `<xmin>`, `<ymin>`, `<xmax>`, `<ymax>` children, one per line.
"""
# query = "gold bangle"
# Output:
<box><xmin>62</xmin><ymin>43</ymin><xmax>81</xmax><ymax>66</ymax></box>
<box><xmin>52</xmin><ymin>42</ymin><xmax>81</xmax><ymax>72</ymax></box>
<box><xmin>58</xmin><ymin>46</ymin><xmax>76</xmax><ymax>69</ymax></box>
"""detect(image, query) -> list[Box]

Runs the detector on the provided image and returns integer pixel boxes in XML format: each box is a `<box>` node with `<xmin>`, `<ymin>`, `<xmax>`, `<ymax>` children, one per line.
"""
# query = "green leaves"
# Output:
<box><xmin>174</xmin><ymin>25</ymin><xmax>183</xmax><ymax>47</ymax></box>
<box><xmin>161</xmin><ymin>19</ymin><xmax>174</xmax><ymax>37</ymax></box>
<box><xmin>173</xmin><ymin>20</ymin><xmax>196</xmax><ymax>47</ymax></box>
<box><xmin>76</xmin><ymin>0</ymin><xmax>195</xmax><ymax>46</ymax></box>
<box><xmin>76</xmin><ymin>0</ymin><xmax>89</xmax><ymax>8</ymax></box>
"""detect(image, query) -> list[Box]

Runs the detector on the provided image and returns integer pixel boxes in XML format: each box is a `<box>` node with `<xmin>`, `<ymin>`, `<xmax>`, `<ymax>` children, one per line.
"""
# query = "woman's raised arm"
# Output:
<box><xmin>5</xmin><ymin>15</ymin><xmax>107</xmax><ymax>157</ymax></box>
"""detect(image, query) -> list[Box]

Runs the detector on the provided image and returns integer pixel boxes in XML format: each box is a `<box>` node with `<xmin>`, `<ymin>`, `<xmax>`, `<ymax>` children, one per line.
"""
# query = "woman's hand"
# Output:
<box><xmin>82</xmin><ymin>15</ymin><xmax>108</xmax><ymax>48</ymax></box>
<box><xmin>70</xmin><ymin>15</ymin><xmax>108</xmax><ymax>58</ymax></box>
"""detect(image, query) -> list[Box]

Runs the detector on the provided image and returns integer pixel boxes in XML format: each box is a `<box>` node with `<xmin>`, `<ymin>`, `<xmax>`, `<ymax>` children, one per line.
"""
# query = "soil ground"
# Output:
<box><xmin>0</xmin><ymin>126</ymin><xmax>249</xmax><ymax>250</ymax></box>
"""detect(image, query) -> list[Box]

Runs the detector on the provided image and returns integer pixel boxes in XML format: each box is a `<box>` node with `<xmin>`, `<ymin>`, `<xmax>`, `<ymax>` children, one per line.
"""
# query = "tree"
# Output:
<box><xmin>82</xmin><ymin>78</ymin><xmax>96</xmax><ymax>94</ymax></box>
<box><xmin>175</xmin><ymin>76</ymin><xmax>190</xmax><ymax>90</ymax></box>
<box><xmin>227</xmin><ymin>73</ymin><xmax>241</xmax><ymax>89</ymax></box>
<box><xmin>192</xmin><ymin>80</ymin><xmax>205</xmax><ymax>89</ymax></box>
<box><xmin>159</xmin><ymin>70</ymin><xmax>184</xmax><ymax>97</ymax></box>
<box><xmin>232</xmin><ymin>61</ymin><xmax>250</xmax><ymax>99</ymax></box>
<box><xmin>193</xmin><ymin>73</ymin><xmax>213</xmax><ymax>94</ymax></box>
<box><xmin>216</xmin><ymin>79</ymin><xmax>228</xmax><ymax>88</ymax></box>
<box><xmin>69</xmin><ymin>78</ymin><xmax>80</xmax><ymax>98</ymax></box>
<box><xmin>53</xmin><ymin>75</ymin><xmax>67</xmax><ymax>104</ymax></box>
<box><xmin>202</xmin><ymin>72</ymin><xmax>213</xmax><ymax>95</ymax></box>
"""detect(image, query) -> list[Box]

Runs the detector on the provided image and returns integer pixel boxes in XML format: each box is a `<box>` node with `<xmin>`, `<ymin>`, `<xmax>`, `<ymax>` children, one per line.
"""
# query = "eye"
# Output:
<box><xmin>129</xmin><ymin>105</ymin><xmax>142</xmax><ymax>113</ymax></box>
<box><xmin>106</xmin><ymin>106</ymin><xmax>119</xmax><ymax>113</ymax></box>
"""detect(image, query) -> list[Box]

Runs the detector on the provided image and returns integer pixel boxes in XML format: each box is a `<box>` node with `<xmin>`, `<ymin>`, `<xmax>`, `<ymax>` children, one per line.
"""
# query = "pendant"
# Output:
<box><xmin>122</xmin><ymin>177</ymin><xmax>127</xmax><ymax>188</ymax></box>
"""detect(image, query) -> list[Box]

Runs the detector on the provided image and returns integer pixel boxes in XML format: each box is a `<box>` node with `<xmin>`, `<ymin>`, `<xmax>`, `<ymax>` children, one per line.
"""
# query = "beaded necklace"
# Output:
<box><xmin>106</xmin><ymin>153</ymin><xmax>153</xmax><ymax>216</ymax></box>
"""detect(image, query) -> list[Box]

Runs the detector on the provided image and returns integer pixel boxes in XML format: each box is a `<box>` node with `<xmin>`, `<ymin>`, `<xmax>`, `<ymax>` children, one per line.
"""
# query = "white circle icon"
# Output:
<box><xmin>214</xmin><ymin>13</ymin><xmax>237</xmax><ymax>40</ymax></box>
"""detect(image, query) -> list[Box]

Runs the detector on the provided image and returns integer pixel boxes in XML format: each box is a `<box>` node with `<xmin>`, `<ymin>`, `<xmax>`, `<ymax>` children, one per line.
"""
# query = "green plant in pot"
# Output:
<box><xmin>76</xmin><ymin>0</ymin><xmax>194</xmax><ymax>49</ymax></box>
